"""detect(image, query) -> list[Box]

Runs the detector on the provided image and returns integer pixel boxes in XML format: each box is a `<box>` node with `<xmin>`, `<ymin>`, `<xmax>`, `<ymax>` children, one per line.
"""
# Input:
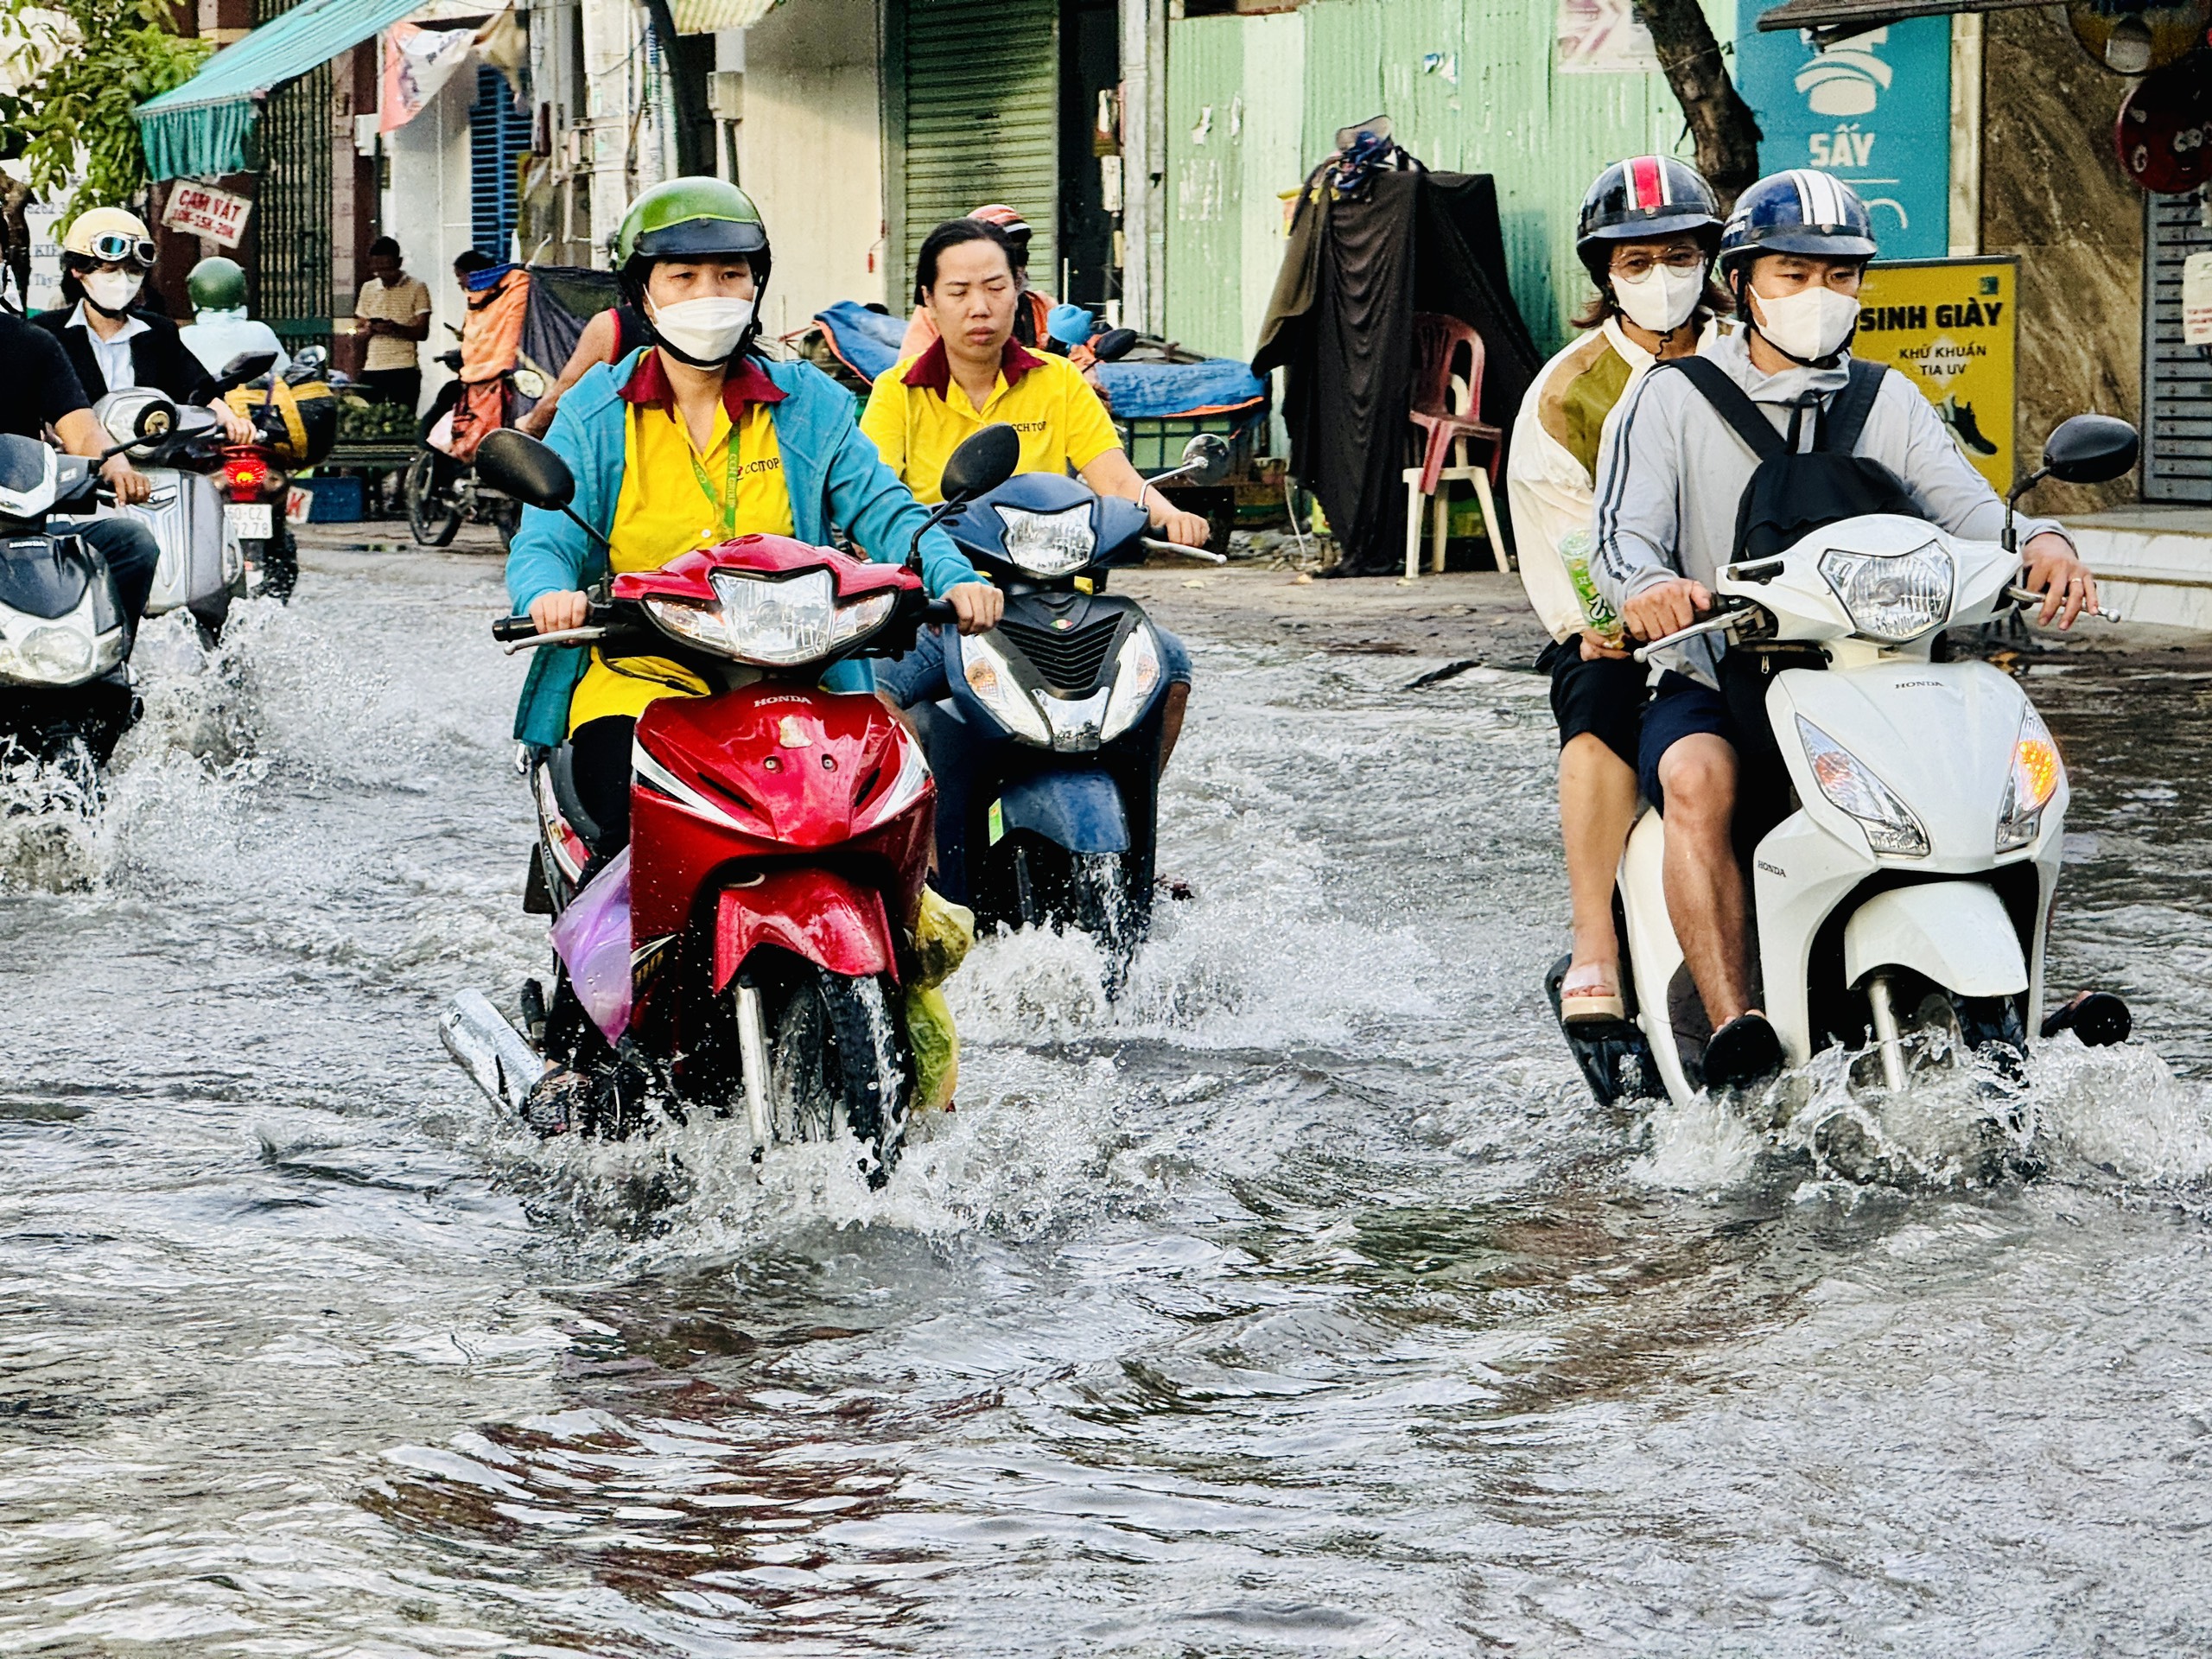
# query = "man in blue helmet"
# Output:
<box><xmin>1591</xmin><ymin>169</ymin><xmax>2098</xmax><ymax>1088</ymax></box>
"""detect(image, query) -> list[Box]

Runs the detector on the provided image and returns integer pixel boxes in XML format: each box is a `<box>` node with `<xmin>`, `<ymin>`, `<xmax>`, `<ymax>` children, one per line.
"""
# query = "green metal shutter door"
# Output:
<box><xmin>252</xmin><ymin>0</ymin><xmax>332</xmax><ymax>343</ymax></box>
<box><xmin>901</xmin><ymin>0</ymin><xmax>1058</xmax><ymax>293</ymax></box>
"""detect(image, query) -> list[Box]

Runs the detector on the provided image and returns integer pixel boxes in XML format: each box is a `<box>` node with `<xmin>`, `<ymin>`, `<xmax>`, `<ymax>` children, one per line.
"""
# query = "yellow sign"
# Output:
<box><xmin>1853</xmin><ymin>257</ymin><xmax>2018</xmax><ymax>493</ymax></box>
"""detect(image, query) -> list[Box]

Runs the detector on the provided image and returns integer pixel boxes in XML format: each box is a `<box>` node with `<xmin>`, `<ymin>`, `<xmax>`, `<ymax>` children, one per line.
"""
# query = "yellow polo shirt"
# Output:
<box><xmin>568</xmin><ymin>354</ymin><xmax>796</xmax><ymax>734</ymax></box>
<box><xmin>859</xmin><ymin>339</ymin><xmax>1122</xmax><ymax>504</ymax></box>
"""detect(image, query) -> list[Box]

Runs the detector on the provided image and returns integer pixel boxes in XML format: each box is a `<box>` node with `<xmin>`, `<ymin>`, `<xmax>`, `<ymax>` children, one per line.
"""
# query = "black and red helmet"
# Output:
<box><xmin>1575</xmin><ymin>156</ymin><xmax>1723</xmax><ymax>270</ymax></box>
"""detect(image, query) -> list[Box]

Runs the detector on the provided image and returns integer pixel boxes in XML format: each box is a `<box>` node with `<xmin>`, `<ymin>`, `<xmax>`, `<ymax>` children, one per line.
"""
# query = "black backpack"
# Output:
<box><xmin>1666</xmin><ymin>356</ymin><xmax>1921</xmax><ymax>562</ymax></box>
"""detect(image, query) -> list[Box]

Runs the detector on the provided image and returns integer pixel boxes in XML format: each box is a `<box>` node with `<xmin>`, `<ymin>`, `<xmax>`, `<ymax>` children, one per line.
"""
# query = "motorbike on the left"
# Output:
<box><xmin>0</xmin><ymin>406</ymin><xmax>172</xmax><ymax>768</ymax></box>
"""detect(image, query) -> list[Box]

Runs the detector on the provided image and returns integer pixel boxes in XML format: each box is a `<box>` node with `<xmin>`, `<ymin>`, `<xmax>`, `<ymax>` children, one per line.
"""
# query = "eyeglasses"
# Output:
<box><xmin>83</xmin><ymin>232</ymin><xmax>156</xmax><ymax>267</ymax></box>
<box><xmin>1611</xmin><ymin>248</ymin><xmax>1707</xmax><ymax>280</ymax></box>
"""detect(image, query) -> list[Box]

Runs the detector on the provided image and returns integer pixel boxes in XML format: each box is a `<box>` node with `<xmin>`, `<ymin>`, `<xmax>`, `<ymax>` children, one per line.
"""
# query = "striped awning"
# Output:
<box><xmin>135</xmin><ymin>0</ymin><xmax>424</xmax><ymax>180</ymax></box>
<box><xmin>672</xmin><ymin>0</ymin><xmax>783</xmax><ymax>33</ymax></box>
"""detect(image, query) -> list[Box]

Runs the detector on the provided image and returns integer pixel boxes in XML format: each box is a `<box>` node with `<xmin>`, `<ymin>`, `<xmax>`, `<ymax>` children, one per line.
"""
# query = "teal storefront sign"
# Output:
<box><xmin>1733</xmin><ymin>19</ymin><xmax>1952</xmax><ymax>259</ymax></box>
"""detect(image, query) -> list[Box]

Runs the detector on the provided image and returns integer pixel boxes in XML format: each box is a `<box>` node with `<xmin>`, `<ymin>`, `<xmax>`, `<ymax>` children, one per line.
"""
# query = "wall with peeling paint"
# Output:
<box><xmin>1164</xmin><ymin>0</ymin><xmax>1736</xmax><ymax>363</ymax></box>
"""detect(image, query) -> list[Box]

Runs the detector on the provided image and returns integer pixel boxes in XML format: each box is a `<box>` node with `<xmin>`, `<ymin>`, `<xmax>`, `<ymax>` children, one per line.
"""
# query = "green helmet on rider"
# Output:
<box><xmin>613</xmin><ymin>176</ymin><xmax>771</xmax><ymax>369</ymax></box>
<box><xmin>187</xmin><ymin>255</ymin><xmax>248</xmax><ymax>315</ymax></box>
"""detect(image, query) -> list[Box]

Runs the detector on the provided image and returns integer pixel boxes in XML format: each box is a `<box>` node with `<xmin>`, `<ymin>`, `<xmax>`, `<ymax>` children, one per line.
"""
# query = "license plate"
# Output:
<box><xmin>226</xmin><ymin>503</ymin><xmax>272</xmax><ymax>539</ymax></box>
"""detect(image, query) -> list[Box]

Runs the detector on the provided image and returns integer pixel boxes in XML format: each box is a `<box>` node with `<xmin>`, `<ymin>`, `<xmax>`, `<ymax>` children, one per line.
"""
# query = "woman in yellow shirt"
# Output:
<box><xmin>508</xmin><ymin>179</ymin><xmax>1001</xmax><ymax>855</ymax></box>
<box><xmin>860</xmin><ymin>217</ymin><xmax>1206</xmax><ymax>763</ymax></box>
<box><xmin>861</xmin><ymin>218</ymin><xmax>1211</xmax><ymax>542</ymax></box>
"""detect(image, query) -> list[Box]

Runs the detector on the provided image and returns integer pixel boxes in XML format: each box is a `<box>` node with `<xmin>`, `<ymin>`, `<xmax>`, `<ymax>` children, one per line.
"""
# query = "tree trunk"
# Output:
<box><xmin>1633</xmin><ymin>0</ymin><xmax>1764</xmax><ymax>212</ymax></box>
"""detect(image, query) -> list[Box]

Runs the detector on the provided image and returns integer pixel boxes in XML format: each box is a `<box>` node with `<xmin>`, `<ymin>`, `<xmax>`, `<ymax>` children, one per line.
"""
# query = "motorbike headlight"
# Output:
<box><xmin>958</xmin><ymin>632</ymin><xmax>1052</xmax><ymax>745</ymax></box>
<box><xmin>995</xmin><ymin>504</ymin><xmax>1096</xmax><ymax>577</ymax></box>
<box><xmin>1796</xmin><ymin>715</ymin><xmax>1929</xmax><ymax>858</ymax></box>
<box><xmin>1995</xmin><ymin>705</ymin><xmax>2063</xmax><ymax>854</ymax></box>
<box><xmin>645</xmin><ymin>569</ymin><xmax>896</xmax><ymax>668</ymax></box>
<box><xmin>1818</xmin><ymin>538</ymin><xmax>1955</xmax><ymax>643</ymax></box>
<box><xmin>16</xmin><ymin>625</ymin><xmax>94</xmax><ymax>683</ymax></box>
<box><xmin>1099</xmin><ymin>622</ymin><xmax>1163</xmax><ymax>741</ymax></box>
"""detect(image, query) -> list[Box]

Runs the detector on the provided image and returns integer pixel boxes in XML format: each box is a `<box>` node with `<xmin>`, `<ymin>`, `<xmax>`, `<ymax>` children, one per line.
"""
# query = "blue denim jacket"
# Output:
<box><xmin>503</xmin><ymin>350</ymin><xmax>976</xmax><ymax>747</ymax></box>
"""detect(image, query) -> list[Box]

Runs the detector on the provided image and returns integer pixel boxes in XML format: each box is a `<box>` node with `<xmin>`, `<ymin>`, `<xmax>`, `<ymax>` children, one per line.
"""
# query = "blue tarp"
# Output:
<box><xmin>814</xmin><ymin>302</ymin><xmax>908</xmax><ymax>384</ymax></box>
<box><xmin>136</xmin><ymin>0</ymin><xmax>423</xmax><ymax>181</ymax></box>
<box><xmin>1093</xmin><ymin>358</ymin><xmax>1267</xmax><ymax>421</ymax></box>
<box><xmin>812</xmin><ymin>301</ymin><xmax>1269</xmax><ymax>422</ymax></box>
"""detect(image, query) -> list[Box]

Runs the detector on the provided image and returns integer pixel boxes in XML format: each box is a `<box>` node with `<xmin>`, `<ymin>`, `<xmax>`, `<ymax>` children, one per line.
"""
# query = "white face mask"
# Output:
<box><xmin>646</xmin><ymin>295</ymin><xmax>754</xmax><ymax>365</ymax></box>
<box><xmin>1611</xmin><ymin>264</ymin><xmax>1704</xmax><ymax>336</ymax></box>
<box><xmin>84</xmin><ymin>270</ymin><xmax>140</xmax><ymax>313</ymax></box>
<box><xmin>1750</xmin><ymin>282</ymin><xmax>1861</xmax><ymax>364</ymax></box>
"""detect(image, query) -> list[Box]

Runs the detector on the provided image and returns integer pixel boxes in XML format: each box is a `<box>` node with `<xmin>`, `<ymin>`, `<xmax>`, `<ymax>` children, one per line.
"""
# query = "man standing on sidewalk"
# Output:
<box><xmin>352</xmin><ymin>237</ymin><xmax>432</xmax><ymax>413</ymax></box>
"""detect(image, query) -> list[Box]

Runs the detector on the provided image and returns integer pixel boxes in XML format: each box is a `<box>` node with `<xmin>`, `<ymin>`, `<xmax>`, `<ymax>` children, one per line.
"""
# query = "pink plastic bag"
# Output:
<box><xmin>549</xmin><ymin>846</ymin><xmax>632</xmax><ymax>1043</ymax></box>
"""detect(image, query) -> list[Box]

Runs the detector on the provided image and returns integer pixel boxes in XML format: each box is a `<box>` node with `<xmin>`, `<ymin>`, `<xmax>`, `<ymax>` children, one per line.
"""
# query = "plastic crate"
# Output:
<box><xmin>1118</xmin><ymin>408</ymin><xmax>1265</xmax><ymax>476</ymax></box>
<box><xmin>295</xmin><ymin>474</ymin><xmax>364</xmax><ymax>523</ymax></box>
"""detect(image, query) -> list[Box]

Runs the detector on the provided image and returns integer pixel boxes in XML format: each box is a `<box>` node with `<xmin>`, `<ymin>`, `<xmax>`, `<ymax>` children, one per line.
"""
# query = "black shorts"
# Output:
<box><xmin>1636</xmin><ymin>672</ymin><xmax>1739</xmax><ymax>812</ymax></box>
<box><xmin>1539</xmin><ymin>637</ymin><xmax>1645</xmax><ymax>771</ymax></box>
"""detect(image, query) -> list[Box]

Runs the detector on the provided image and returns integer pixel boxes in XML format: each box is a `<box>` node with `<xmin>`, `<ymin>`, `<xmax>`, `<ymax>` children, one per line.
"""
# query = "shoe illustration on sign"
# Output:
<box><xmin>1794</xmin><ymin>28</ymin><xmax>1894</xmax><ymax>117</ymax></box>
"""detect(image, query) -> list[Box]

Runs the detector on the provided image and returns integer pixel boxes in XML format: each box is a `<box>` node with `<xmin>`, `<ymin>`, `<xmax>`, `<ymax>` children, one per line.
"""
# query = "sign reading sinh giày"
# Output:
<box><xmin>1851</xmin><ymin>257</ymin><xmax>2019</xmax><ymax>494</ymax></box>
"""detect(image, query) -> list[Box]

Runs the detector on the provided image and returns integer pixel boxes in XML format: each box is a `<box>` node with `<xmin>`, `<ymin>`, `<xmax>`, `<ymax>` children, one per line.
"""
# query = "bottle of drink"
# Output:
<box><xmin>1560</xmin><ymin>530</ymin><xmax>1622</xmax><ymax>643</ymax></box>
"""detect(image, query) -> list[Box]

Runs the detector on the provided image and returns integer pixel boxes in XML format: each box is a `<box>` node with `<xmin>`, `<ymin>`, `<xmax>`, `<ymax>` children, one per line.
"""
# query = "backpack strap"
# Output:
<box><xmin>1818</xmin><ymin>359</ymin><xmax>1890</xmax><ymax>455</ymax></box>
<box><xmin>1664</xmin><ymin>356</ymin><xmax>1787</xmax><ymax>463</ymax></box>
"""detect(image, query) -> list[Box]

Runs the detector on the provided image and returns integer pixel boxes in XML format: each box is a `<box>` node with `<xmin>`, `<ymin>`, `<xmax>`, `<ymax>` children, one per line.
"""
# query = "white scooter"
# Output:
<box><xmin>93</xmin><ymin>388</ymin><xmax>252</xmax><ymax>642</ymax></box>
<box><xmin>1554</xmin><ymin>414</ymin><xmax>2141</xmax><ymax>1159</ymax></box>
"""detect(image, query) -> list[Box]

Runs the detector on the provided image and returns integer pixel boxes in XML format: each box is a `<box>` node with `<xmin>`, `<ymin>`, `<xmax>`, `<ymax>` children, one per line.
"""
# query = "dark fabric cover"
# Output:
<box><xmin>520</xmin><ymin>263</ymin><xmax>623</xmax><ymax>392</ymax></box>
<box><xmin>1254</xmin><ymin>168</ymin><xmax>1541</xmax><ymax>576</ymax></box>
<box><xmin>35</xmin><ymin>305</ymin><xmax>217</xmax><ymax>407</ymax></box>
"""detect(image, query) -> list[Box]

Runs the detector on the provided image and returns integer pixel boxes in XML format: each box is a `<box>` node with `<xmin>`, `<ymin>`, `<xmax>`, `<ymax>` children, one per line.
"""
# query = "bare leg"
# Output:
<box><xmin>1656</xmin><ymin>734</ymin><xmax>1754</xmax><ymax>1027</ymax></box>
<box><xmin>1560</xmin><ymin>732</ymin><xmax>1638</xmax><ymax>981</ymax></box>
<box><xmin>1156</xmin><ymin>681</ymin><xmax>1190</xmax><ymax>773</ymax></box>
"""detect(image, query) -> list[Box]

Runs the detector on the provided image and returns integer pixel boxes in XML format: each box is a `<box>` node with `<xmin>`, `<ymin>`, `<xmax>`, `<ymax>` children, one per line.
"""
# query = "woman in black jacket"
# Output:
<box><xmin>35</xmin><ymin>207</ymin><xmax>254</xmax><ymax>442</ymax></box>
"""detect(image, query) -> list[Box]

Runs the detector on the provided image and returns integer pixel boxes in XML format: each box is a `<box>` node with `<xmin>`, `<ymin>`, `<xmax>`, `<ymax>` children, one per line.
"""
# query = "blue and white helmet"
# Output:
<box><xmin>1718</xmin><ymin>169</ymin><xmax>1878</xmax><ymax>270</ymax></box>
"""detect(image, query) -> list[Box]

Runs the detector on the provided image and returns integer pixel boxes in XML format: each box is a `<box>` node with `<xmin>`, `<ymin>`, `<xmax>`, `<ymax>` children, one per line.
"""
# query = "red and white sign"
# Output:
<box><xmin>161</xmin><ymin>181</ymin><xmax>253</xmax><ymax>247</ymax></box>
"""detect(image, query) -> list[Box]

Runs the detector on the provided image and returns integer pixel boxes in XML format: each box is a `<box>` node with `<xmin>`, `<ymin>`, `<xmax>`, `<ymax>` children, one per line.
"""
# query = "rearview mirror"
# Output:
<box><xmin>216</xmin><ymin>349</ymin><xmax>278</xmax><ymax>392</ymax></box>
<box><xmin>1091</xmin><ymin>327</ymin><xmax>1138</xmax><ymax>364</ymax></box>
<box><xmin>939</xmin><ymin>422</ymin><xmax>1020</xmax><ymax>503</ymax></box>
<box><xmin>476</xmin><ymin>429</ymin><xmax>575</xmax><ymax>510</ymax></box>
<box><xmin>2042</xmin><ymin>414</ymin><xmax>2139</xmax><ymax>485</ymax></box>
<box><xmin>1176</xmin><ymin>433</ymin><xmax>1231</xmax><ymax>487</ymax></box>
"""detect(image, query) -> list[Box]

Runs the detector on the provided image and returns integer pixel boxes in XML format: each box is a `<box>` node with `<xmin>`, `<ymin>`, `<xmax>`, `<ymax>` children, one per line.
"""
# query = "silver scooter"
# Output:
<box><xmin>92</xmin><ymin>389</ymin><xmax>245</xmax><ymax>642</ymax></box>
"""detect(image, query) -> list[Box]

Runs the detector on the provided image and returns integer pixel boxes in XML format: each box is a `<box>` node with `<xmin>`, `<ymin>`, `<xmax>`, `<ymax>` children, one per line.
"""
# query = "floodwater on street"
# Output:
<box><xmin>4</xmin><ymin>544</ymin><xmax>2211</xmax><ymax>1656</ymax></box>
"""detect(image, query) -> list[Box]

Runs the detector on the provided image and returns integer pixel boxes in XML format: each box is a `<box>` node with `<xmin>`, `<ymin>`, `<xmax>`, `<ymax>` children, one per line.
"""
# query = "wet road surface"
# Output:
<box><xmin>3</xmin><ymin>545</ymin><xmax>2210</xmax><ymax>1656</ymax></box>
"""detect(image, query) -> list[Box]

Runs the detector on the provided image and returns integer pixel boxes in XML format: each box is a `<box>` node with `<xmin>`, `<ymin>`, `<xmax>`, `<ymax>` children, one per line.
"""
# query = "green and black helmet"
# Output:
<box><xmin>187</xmin><ymin>255</ymin><xmax>248</xmax><ymax>314</ymax></box>
<box><xmin>613</xmin><ymin>176</ymin><xmax>771</xmax><ymax>364</ymax></box>
<box><xmin>613</xmin><ymin>176</ymin><xmax>770</xmax><ymax>288</ymax></box>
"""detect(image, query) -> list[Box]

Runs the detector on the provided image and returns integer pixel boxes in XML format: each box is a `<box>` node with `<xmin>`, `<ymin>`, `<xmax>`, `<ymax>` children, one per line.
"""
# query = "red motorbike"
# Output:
<box><xmin>440</xmin><ymin>425</ymin><xmax>1017</xmax><ymax>1183</ymax></box>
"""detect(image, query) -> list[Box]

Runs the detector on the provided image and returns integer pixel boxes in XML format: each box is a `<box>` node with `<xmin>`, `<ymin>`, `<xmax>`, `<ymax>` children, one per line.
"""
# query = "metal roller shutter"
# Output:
<box><xmin>2144</xmin><ymin>192</ymin><xmax>2212</xmax><ymax>504</ymax></box>
<box><xmin>470</xmin><ymin>66</ymin><xmax>534</xmax><ymax>261</ymax></box>
<box><xmin>899</xmin><ymin>0</ymin><xmax>1058</xmax><ymax>293</ymax></box>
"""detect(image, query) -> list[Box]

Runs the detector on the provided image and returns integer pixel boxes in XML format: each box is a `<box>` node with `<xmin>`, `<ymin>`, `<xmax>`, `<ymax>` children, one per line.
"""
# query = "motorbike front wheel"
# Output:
<box><xmin>404</xmin><ymin>450</ymin><xmax>462</xmax><ymax>548</ymax></box>
<box><xmin>766</xmin><ymin>966</ymin><xmax>912</xmax><ymax>1186</ymax></box>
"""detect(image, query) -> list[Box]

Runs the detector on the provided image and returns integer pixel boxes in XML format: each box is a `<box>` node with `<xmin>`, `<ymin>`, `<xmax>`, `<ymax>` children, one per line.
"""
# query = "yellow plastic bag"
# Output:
<box><xmin>906</xmin><ymin>888</ymin><xmax>976</xmax><ymax>1113</ymax></box>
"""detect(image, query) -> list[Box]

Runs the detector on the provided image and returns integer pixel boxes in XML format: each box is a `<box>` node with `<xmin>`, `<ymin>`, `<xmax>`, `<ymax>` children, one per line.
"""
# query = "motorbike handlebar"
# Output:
<box><xmin>1141</xmin><ymin>536</ymin><xmax>1227</xmax><ymax>564</ymax></box>
<box><xmin>2005</xmin><ymin>583</ymin><xmax>2120</xmax><ymax>624</ymax></box>
<box><xmin>916</xmin><ymin>599</ymin><xmax>958</xmax><ymax>626</ymax></box>
<box><xmin>492</xmin><ymin>614</ymin><xmax>537</xmax><ymax>643</ymax></box>
<box><xmin>1630</xmin><ymin>601</ymin><xmax>1768</xmax><ymax>664</ymax></box>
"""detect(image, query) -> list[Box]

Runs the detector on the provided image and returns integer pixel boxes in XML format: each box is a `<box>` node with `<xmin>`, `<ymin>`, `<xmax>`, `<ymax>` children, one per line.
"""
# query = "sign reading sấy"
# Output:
<box><xmin>1734</xmin><ymin>19</ymin><xmax>1952</xmax><ymax>261</ymax></box>
<box><xmin>161</xmin><ymin>181</ymin><xmax>253</xmax><ymax>247</ymax></box>
<box><xmin>1853</xmin><ymin>257</ymin><xmax>2018</xmax><ymax>493</ymax></box>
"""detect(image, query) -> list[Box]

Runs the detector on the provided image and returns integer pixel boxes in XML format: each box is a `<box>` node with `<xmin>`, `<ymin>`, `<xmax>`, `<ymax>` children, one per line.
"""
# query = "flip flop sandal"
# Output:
<box><xmin>1560</xmin><ymin>963</ymin><xmax>1626</xmax><ymax>1026</ymax></box>
<box><xmin>1703</xmin><ymin>1012</ymin><xmax>1783</xmax><ymax>1090</ymax></box>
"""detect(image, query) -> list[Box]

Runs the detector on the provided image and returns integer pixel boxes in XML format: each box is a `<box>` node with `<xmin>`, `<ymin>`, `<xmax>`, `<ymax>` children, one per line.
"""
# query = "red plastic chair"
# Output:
<box><xmin>1402</xmin><ymin>313</ymin><xmax>1506</xmax><ymax>576</ymax></box>
<box><xmin>1409</xmin><ymin>312</ymin><xmax>1502</xmax><ymax>493</ymax></box>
